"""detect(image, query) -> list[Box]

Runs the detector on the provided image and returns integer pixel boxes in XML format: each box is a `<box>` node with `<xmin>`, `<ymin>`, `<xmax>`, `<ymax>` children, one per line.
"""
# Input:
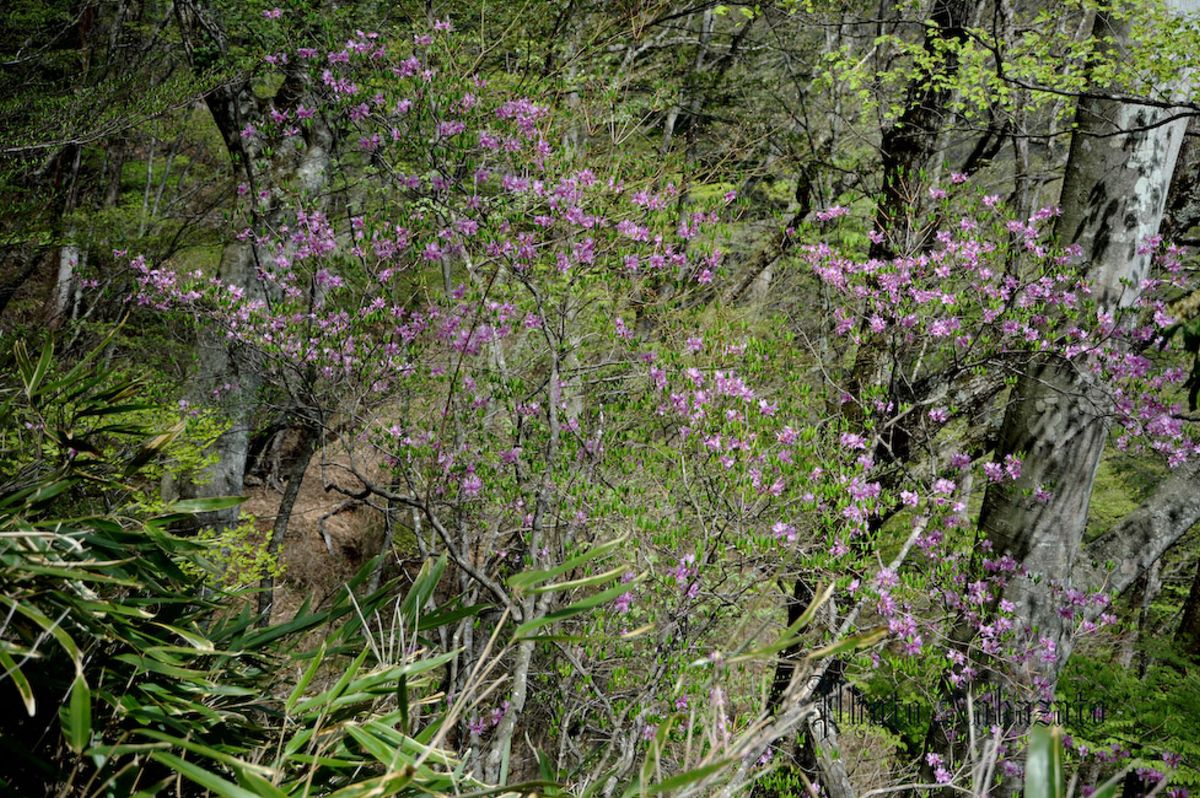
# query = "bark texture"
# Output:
<box><xmin>1075</xmin><ymin>456</ymin><xmax>1200</xmax><ymax>600</ymax></box>
<box><xmin>872</xmin><ymin>0</ymin><xmax>979</xmax><ymax>259</ymax></box>
<box><xmin>1175</xmin><ymin>556</ymin><xmax>1200</xmax><ymax>658</ymax></box>
<box><xmin>979</xmin><ymin>0</ymin><xmax>1197</xmax><ymax>694</ymax></box>
<box><xmin>167</xmin><ymin>0</ymin><xmax>333</xmax><ymax>526</ymax></box>
<box><xmin>257</xmin><ymin>422</ymin><xmax>318</xmax><ymax>623</ymax></box>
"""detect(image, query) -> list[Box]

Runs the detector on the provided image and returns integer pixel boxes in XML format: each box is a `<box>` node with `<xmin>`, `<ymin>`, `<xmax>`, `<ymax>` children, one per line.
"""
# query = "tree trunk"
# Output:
<box><xmin>0</xmin><ymin>246</ymin><xmax>45</xmax><ymax>320</ymax></box>
<box><xmin>979</xmin><ymin>2</ymin><xmax>1194</xmax><ymax>698</ymax></box>
<box><xmin>1118</xmin><ymin>560</ymin><xmax>1161</xmax><ymax>673</ymax></box>
<box><xmin>1176</xmin><ymin>557</ymin><xmax>1200</xmax><ymax>659</ymax></box>
<box><xmin>1075</xmin><ymin>456</ymin><xmax>1200</xmax><ymax>600</ymax></box>
<box><xmin>167</xmin><ymin>0</ymin><xmax>333</xmax><ymax>527</ymax></box>
<box><xmin>758</xmin><ymin>577</ymin><xmax>860</xmax><ymax>798</ymax></box>
<box><xmin>257</xmin><ymin>422</ymin><xmax>317</xmax><ymax>624</ymax></box>
<box><xmin>907</xmin><ymin>9</ymin><xmax>1200</xmax><ymax>795</ymax></box>
<box><xmin>871</xmin><ymin>0</ymin><xmax>979</xmax><ymax>259</ymax></box>
<box><xmin>48</xmin><ymin>145</ymin><xmax>83</xmax><ymax>329</ymax></box>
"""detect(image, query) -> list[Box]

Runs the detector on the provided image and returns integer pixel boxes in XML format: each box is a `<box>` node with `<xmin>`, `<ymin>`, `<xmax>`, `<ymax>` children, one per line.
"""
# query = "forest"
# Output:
<box><xmin>4</xmin><ymin>0</ymin><xmax>1200</xmax><ymax>796</ymax></box>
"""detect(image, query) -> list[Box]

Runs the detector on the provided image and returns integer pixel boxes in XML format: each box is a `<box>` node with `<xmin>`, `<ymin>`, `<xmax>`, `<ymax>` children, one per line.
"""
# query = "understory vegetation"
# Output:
<box><xmin>4</xmin><ymin>1</ymin><xmax>1200</xmax><ymax>797</ymax></box>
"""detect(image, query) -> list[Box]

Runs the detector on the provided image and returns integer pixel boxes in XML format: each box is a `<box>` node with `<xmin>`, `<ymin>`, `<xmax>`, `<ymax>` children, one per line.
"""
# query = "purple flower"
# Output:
<box><xmin>840</xmin><ymin>432</ymin><xmax>867</xmax><ymax>450</ymax></box>
<box><xmin>460</xmin><ymin>469</ymin><xmax>482</xmax><ymax>498</ymax></box>
<box><xmin>1004</xmin><ymin>454</ymin><xmax>1022</xmax><ymax>480</ymax></box>
<box><xmin>815</xmin><ymin>205</ymin><xmax>849</xmax><ymax>222</ymax></box>
<box><xmin>932</xmin><ymin>478</ymin><xmax>956</xmax><ymax>495</ymax></box>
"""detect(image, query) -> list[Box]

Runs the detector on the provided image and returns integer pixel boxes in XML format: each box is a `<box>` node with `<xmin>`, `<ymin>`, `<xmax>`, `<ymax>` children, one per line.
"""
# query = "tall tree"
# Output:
<box><xmin>872</xmin><ymin>0</ymin><xmax>980</xmax><ymax>260</ymax></box>
<box><xmin>168</xmin><ymin>0</ymin><xmax>333</xmax><ymax>544</ymax></box>
<box><xmin>979</xmin><ymin>0</ymin><xmax>1198</xmax><ymax>702</ymax></box>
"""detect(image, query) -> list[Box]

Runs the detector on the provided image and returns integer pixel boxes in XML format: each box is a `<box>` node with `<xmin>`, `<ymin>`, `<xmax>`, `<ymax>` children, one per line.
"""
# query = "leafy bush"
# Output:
<box><xmin>180</xmin><ymin>512</ymin><xmax>286</xmax><ymax>590</ymax></box>
<box><xmin>0</xmin><ymin>336</ymin><xmax>549</xmax><ymax>796</ymax></box>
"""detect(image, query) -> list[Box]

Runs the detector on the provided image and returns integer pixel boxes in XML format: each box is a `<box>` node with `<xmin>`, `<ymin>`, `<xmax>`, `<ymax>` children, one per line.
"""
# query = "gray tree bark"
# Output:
<box><xmin>904</xmin><ymin>8</ymin><xmax>1200</xmax><ymax>795</ymax></box>
<box><xmin>1075</xmin><ymin>456</ymin><xmax>1200</xmax><ymax>600</ymax></box>
<box><xmin>167</xmin><ymin>0</ymin><xmax>332</xmax><ymax>527</ymax></box>
<box><xmin>979</xmin><ymin>1</ymin><xmax>1195</xmax><ymax>696</ymax></box>
<box><xmin>257</xmin><ymin>422</ymin><xmax>318</xmax><ymax>623</ymax></box>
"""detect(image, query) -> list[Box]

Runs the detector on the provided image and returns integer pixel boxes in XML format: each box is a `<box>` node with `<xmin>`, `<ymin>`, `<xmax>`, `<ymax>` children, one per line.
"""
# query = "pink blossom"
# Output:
<box><xmin>932</xmin><ymin>478</ymin><xmax>956</xmax><ymax>495</ymax></box>
<box><xmin>840</xmin><ymin>432</ymin><xmax>867</xmax><ymax>450</ymax></box>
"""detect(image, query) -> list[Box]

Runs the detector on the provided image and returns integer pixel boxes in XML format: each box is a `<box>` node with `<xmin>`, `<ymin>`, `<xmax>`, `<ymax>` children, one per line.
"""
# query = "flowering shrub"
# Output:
<box><xmin>118</xmin><ymin>16</ymin><xmax>1200</xmax><ymax>797</ymax></box>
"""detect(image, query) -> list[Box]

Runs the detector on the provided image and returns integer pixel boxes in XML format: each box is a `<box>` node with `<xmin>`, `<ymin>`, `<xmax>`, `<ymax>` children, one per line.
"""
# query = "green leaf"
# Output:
<box><xmin>0</xmin><ymin>594</ymin><xmax>82</xmax><ymax>674</ymax></box>
<box><xmin>508</xmin><ymin>535</ymin><xmax>627</xmax><ymax>592</ymax></box>
<box><xmin>1025</xmin><ymin>724</ymin><xmax>1065</xmax><ymax>798</ymax></box>
<box><xmin>806</xmin><ymin>627</ymin><xmax>889</xmax><ymax>661</ymax></box>
<box><xmin>529</xmin><ymin>564</ymin><xmax>627</xmax><ymax>595</ymax></box>
<box><xmin>1088</xmin><ymin>768</ymin><xmax>1129</xmax><ymax>798</ymax></box>
<box><xmin>0</xmin><ymin>648</ymin><xmax>35</xmax><ymax>715</ymax></box>
<box><xmin>458</xmin><ymin>781</ymin><xmax>559</xmax><ymax>797</ymax></box>
<box><xmin>360</xmin><ymin>719</ymin><xmax>458</xmax><ymax>767</ymax></box>
<box><xmin>287</xmin><ymin>642</ymin><xmax>326</xmax><ymax>713</ymax></box>
<box><xmin>326</xmin><ymin>768</ymin><xmax>414</xmax><ymax>798</ymax></box>
<box><xmin>139</xmin><ymin>730</ymin><xmax>276</xmax><ymax>779</ymax></box>
<box><xmin>113</xmin><ymin>652</ymin><xmax>207</xmax><ymax>681</ymax></box>
<box><xmin>125</xmin><ymin>421</ymin><xmax>186</xmax><ymax>477</ymax></box>
<box><xmin>63</xmin><ymin>674</ymin><xmax>91</xmax><ymax>754</ymax></box>
<box><xmin>292</xmin><ymin>649</ymin><xmax>369</xmax><ymax>716</ymax></box>
<box><xmin>165</xmin><ymin>496</ymin><xmax>246</xmax><ymax>515</ymax></box>
<box><xmin>513</xmin><ymin>577</ymin><xmax>639</xmax><ymax>638</ymax></box>
<box><xmin>417</xmin><ymin>600</ymin><xmax>490</xmax><ymax>632</ymax></box>
<box><xmin>621</xmin><ymin>758</ymin><xmax>732</xmax><ymax>798</ymax></box>
<box><xmin>729</xmin><ymin>582</ymin><xmax>834</xmax><ymax>663</ymax></box>
<box><xmin>234</xmin><ymin>768</ymin><xmax>289</xmax><ymax>798</ymax></box>
<box><xmin>237</xmin><ymin>601</ymin><xmax>334</xmax><ymax>649</ymax></box>
<box><xmin>399</xmin><ymin>554</ymin><xmax>447</xmax><ymax>623</ymax></box>
<box><xmin>153</xmin><ymin>623</ymin><xmax>215</xmax><ymax>652</ymax></box>
<box><xmin>24</xmin><ymin>341</ymin><xmax>53</xmax><ymax>398</ymax></box>
<box><xmin>149</xmin><ymin>751</ymin><xmax>262</xmax><ymax>798</ymax></box>
<box><xmin>345</xmin><ymin>723</ymin><xmax>404</xmax><ymax>769</ymax></box>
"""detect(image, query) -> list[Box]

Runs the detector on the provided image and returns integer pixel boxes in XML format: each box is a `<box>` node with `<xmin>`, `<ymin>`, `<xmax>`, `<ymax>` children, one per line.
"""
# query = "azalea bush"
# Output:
<box><xmin>68</xmin><ymin>13</ymin><xmax>1200</xmax><ymax>798</ymax></box>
